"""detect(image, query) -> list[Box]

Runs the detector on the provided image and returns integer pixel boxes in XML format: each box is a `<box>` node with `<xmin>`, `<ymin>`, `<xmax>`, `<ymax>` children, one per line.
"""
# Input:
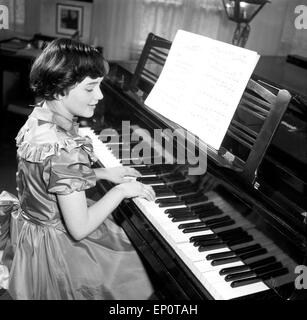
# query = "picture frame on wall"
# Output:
<box><xmin>56</xmin><ymin>3</ymin><xmax>83</xmax><ymax>37</ymax></box>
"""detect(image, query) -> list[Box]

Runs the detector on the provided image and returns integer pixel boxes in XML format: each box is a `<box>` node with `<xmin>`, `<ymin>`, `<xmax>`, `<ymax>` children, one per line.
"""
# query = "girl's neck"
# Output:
<box><xmin>45</xmin><ymin>100</ymin><xmax>74</xmax><ymax>122</ymax></box>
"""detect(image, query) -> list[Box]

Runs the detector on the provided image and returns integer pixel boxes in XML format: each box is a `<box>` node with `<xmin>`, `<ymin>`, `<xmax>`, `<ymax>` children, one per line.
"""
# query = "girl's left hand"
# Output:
<box><xmin>99</xmin><ymin>166</ymin><xmax>142</xmax><ymax>184</ymax></box>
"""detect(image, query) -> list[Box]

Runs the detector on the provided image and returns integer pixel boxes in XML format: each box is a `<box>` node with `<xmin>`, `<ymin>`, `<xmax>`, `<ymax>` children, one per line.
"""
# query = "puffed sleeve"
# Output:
<box><xmin>43</xmin><ymin>147</ymin><xmax>97</xmax><ymax>195</ymax></box>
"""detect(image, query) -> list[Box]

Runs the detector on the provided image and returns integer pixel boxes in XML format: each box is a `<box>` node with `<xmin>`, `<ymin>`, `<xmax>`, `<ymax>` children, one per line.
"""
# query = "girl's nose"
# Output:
<box><xmin>95</xmin><ymin>87</ymin><xmax>103</xmax><ymax>100</ymax></box>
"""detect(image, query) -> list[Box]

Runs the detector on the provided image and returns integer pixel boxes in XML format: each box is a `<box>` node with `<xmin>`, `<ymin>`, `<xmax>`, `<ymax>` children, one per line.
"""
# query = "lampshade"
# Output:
<box><xmin>222</xmin><ymin>0</ymin><xmax>269</xmax><ymax>24</ymax></box>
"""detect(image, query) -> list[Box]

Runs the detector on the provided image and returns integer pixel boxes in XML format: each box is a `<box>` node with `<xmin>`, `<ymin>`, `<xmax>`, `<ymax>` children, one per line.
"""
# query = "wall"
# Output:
<box><xmin>39</xmin><ymin>0</ymin><xmax>93</xmax><ymax>44</ymax></box>
<box><xmin>245</xmin><ymin>0</ymin><xmax>290</xmax><ymax>55</ymax></box>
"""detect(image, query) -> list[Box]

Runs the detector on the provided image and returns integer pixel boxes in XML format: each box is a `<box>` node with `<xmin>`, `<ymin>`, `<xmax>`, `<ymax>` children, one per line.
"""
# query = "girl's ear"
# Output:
<box><xmin>54</xmin><ymin>93</ymin><xmax>65</xmax><ymax>101</ymax></box>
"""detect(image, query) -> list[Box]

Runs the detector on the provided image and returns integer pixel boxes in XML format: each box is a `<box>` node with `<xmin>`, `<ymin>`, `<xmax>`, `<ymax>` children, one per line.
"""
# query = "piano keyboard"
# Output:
<box><xmin>79</xmin><ymin>126</ymin><xmax>292</xmax><ymax>300</ymax></box>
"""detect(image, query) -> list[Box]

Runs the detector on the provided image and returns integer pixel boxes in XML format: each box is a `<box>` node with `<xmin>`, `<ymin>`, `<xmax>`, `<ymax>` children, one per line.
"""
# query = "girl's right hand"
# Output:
<box><xmin>116</xmin><ymin>181</ymin><xmax>156</xmax><ymax>201</ymax></box>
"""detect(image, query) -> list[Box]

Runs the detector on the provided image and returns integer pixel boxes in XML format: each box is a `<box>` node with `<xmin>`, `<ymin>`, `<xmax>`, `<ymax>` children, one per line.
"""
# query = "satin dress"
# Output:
<box><xmin>0</xmin><ymin>105</ymin><xmax>154</xmax><ymax>300</ymax></box>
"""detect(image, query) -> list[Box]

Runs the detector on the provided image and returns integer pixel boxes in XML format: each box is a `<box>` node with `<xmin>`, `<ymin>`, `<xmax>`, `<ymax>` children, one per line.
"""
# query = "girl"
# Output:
<box><xmin>0</xmin><ymin>38</ymin><xmax>155</xmax><ymax>300</ymax></box>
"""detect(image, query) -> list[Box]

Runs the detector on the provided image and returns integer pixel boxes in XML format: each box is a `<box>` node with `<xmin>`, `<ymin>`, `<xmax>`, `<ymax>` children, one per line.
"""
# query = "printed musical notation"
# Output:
<box><xmin>145</xmin><ymin>30</ymin><xmax>260</xmax><ymax>150</ymax></box>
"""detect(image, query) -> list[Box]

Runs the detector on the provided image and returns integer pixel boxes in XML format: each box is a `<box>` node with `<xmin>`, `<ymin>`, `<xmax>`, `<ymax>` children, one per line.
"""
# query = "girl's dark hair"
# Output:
<box><xmin>30</xmin><ymin>38</ymin><xmax>109</xmax><ymax>100</ymax></box>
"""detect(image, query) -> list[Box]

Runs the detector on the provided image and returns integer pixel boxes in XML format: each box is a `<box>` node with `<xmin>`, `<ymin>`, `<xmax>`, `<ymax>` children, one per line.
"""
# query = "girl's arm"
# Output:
<box><xmin>57</xmin><ymin>181</ymin><xmax>155</xmax><ymax>241</ymax></box>
<box><xmin>93</xmin><ymin>167</ymin><xmax>141</xmax><ymax>184</ymax></box>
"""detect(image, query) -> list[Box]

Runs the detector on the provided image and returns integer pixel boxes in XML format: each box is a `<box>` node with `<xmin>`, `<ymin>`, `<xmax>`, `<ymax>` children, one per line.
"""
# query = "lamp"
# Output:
<box><xmin>222</xmin><ymin>0</ymin><xmax>270</xmax><ymax>47</ymax></box>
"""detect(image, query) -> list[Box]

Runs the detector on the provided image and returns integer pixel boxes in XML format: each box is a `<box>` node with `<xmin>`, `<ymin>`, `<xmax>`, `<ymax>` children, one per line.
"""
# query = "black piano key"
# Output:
<box><xmin>198</xmin><ymin>243</ymin><xmax>227</xmax><ymax>252</ymax></box>
<box><xmin>211</xmin><ymin>248</ymin><xmax>268</xmax><ymax>266</ymax></box>
<box><xmin>230</xmin><ymin>267</ymin><xmax>288</xmax><ymax>288</ymax></box>
<box><xmin>158</xmin><ymin>200</ymin><xmax>186</xmax><ymax>208</ymax></box>
<box><xmin>209</xmin><ymin>219</ymin><xmax>235</xmax><ymax>230</ymax></box>
<box><xmin>198</xmin><ymin>235</ymin><xmax>253</xmax><ymax>252</ymax></box>
<box><xmin>131</xmin><ymin>166</ymin><xmax>155</xmax><ymax>174</ymax></box>
<box><xmin>168</xmin><ymin>210</ymin><xmax>193</xmax><ymax>218</ymax></box>
<box><xmin>181</xmin><ymin>216</ymin><xmax>231</xmax><ymax>232</ymax></box>
<box><xmin>139</xmin><ymin>169</ymin><xmax>156</xmax><ymax>176</ymax></box>
<box><xmin>191</xmin><ymin>231</ymin><xmax>237</xmax><ymax>243</ymax></box>
<box><xmin>211</xmin><ymin>256</ymin><xmax>242</xmax><ymax>266</ymax></box>
<box><xmin>172</xmin><ymin>214</ymin><xmax>198</xmax><ymax>222</ymax></box>
<box><xmin>203</xmin><ymin>216</ymin><xmax>232</xmax><ymax>225</ymax></box>
<box><xmin>182</xmin><ymin>226</ymin><xmax>210</xmax><ymax>233</ymax></box>
<box><xmin>137</xmin><ymin>176</ymin><xmax>164</xmax><ymax>184</ymax></box>
<box><xmin>190</xmin><ymin>227</ymin><xmax>244</xmax><ymax>242</ymax></box>
<box><xmin>238</xmin><ymin>248</ymin><xmax>268</xmax><ymax>260</ymax></box>
<box><xmin>155</xmin><ymin>197</ymin><xmax>184</xmax><ymax>205</ymax></box>
<box><xmin>155</xmin><ymin>190</ymin><xmax>175</xmax><ymax>197</ymax></box>
<box><xmin>220</xmin><ymin>265</ymin><xmax>251</xmax><ymax>275</ymax></box>
<box><xmin>206</xmin><ymin>244</ymin><xmax>261</xmax><ymax>260</ymax></box>
<box><xmin>153</xmin><ymin>187</ymin><xmax>173</xmax><ymax>197</ymax></box>
<box><xmin>178</xmin><ymin>221</ymin><xmax>207</xmax><ymax>229</ymax></box>
<box><xmin>168</xmin><ymin>210</ymin><xmax>193</xmax><ymax>217</ymax></box>
<box><xmin>193</xmin><ymin>231</ymin><xmax>248</xmax><ymax>247</ymax></box>
<box><xmin>225</xmin><ymin>261</ymin><xmax>283</xmax><ymax>282</ymax></box>
<box><xmin>174</xmin><ymin>187</ymin><xmax>199</xmax><ymax>196</ymax></box>
<box><xmin>219</xmin><ymin>257</ymin><xmax>277</xmax><ymax>275</ymax></box>
<box><xmin>165</xmin><ymin>208</ymin><xmax>192</xmax><ymax>215</ymax></box>
<box><xmin>180</xmin><ymin>191</ymin><xmax>207</xmax><ymax>201</ymax></box>
<box><xmin>197</xmin><ymin>238</ymin><xmax>224</xmax><ymax>246</ymax></box>
<box><xmin>191</xmin><ymin>233</ymin><xmax>219</xmax><ymax>243</ymax></box>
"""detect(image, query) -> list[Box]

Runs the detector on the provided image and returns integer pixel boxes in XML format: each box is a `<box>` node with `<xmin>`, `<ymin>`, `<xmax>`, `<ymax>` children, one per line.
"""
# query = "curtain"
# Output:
<box><xmin>91</xmin><ymin>0</ymin><xmax>230</xmax><ymax>61</ymax></box>
<box><xmin>91</xmin><ymin>0</ymin><xmax>144</xmax><ymax>60</ymax></box>
<box><xmin>91</xmin><ymin>0</ymin><xmax>307</xmax><ymax>60</ymax></box>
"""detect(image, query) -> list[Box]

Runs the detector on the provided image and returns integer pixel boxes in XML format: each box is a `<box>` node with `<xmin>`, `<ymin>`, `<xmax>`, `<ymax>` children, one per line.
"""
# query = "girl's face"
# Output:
<box><xmin>61</xmin><ymin>76</ymin><xmax>104</xmax><ymax>118</ymax></box>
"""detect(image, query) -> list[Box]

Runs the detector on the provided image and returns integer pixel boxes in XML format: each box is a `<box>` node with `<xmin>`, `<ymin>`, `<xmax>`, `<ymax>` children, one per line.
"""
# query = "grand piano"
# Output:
<box><xmin>79</xmin><ymin>34</ymin><xmax>307</xmax><ymax>300</ymax></box>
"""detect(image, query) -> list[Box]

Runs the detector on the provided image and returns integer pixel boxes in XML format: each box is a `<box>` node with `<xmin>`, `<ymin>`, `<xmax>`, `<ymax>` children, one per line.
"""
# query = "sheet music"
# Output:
<box><xmin>145</xmin><ymin>30</ymin><xmax>260</xmax><ymax>150</ymax></box>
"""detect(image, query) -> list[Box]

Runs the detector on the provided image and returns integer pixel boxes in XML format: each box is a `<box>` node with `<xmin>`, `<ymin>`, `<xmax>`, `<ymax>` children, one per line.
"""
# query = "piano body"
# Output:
<box><xmin>79</xmin><ymin>34</ymin><xmax>307</xmax><ymax>300</ymax></box>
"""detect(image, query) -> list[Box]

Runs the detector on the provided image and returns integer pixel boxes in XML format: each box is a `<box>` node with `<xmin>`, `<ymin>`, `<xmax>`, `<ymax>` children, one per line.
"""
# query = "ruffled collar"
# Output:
<box><xmin>30</xmin><ymin>102</ymin><xmax>79</xmax><ymax>135</ymax></box>
<box><xmin>15</xmin><ymin>102</ymin><xmax>98</xmax><ymax>163</ymax></box>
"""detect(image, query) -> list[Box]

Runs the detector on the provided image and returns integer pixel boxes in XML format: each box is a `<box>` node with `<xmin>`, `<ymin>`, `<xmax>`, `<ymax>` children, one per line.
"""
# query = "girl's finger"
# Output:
<box><xmin>126</xmin><ymin>168</ymin><xmax>141</xmax><ymax>177</ymax></box>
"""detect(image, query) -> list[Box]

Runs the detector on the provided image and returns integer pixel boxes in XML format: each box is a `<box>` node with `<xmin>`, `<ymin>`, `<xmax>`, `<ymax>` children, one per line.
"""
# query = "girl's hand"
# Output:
<box><xmin>116</xmin><ymin>182</ymin><xmax>156</xmax><ymax>201</ymax></box>
<box><xmin>96</xmin><ymin>166</ymin><xmax>141</xmax><ymax>184</ymax></box>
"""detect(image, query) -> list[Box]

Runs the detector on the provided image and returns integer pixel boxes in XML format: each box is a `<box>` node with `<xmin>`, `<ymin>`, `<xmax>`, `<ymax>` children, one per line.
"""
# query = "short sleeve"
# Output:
<box><xmin>43</xmin><ymin>147</ymin><xmax>96</xmax><ymax>195</ymax></box>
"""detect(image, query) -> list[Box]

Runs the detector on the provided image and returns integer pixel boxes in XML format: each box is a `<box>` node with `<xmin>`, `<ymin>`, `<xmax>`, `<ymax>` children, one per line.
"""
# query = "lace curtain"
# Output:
<box><xmin>91</xmin><ymin>0</ymin><xmax>307</xmax><ymax>61</ymax></box>
<box><xmin>91</xmin><ymin>0</ymin><xmax>230</xmax><ymax>60</ymax></box>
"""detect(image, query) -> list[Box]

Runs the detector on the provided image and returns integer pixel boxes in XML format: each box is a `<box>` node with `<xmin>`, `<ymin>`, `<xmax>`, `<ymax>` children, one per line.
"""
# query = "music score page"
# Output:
<box><xmin>145</xmin><ymin>30</ymin><xmax>260</xmax><ymax>150</ymax></box>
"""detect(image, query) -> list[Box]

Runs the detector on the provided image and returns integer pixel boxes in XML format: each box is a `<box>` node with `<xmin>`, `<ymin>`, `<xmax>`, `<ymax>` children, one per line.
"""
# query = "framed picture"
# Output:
<box><xmin>56</xmin><ymin>3</ymin><xmax>83</xmax><ymax>37</ymax></box>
